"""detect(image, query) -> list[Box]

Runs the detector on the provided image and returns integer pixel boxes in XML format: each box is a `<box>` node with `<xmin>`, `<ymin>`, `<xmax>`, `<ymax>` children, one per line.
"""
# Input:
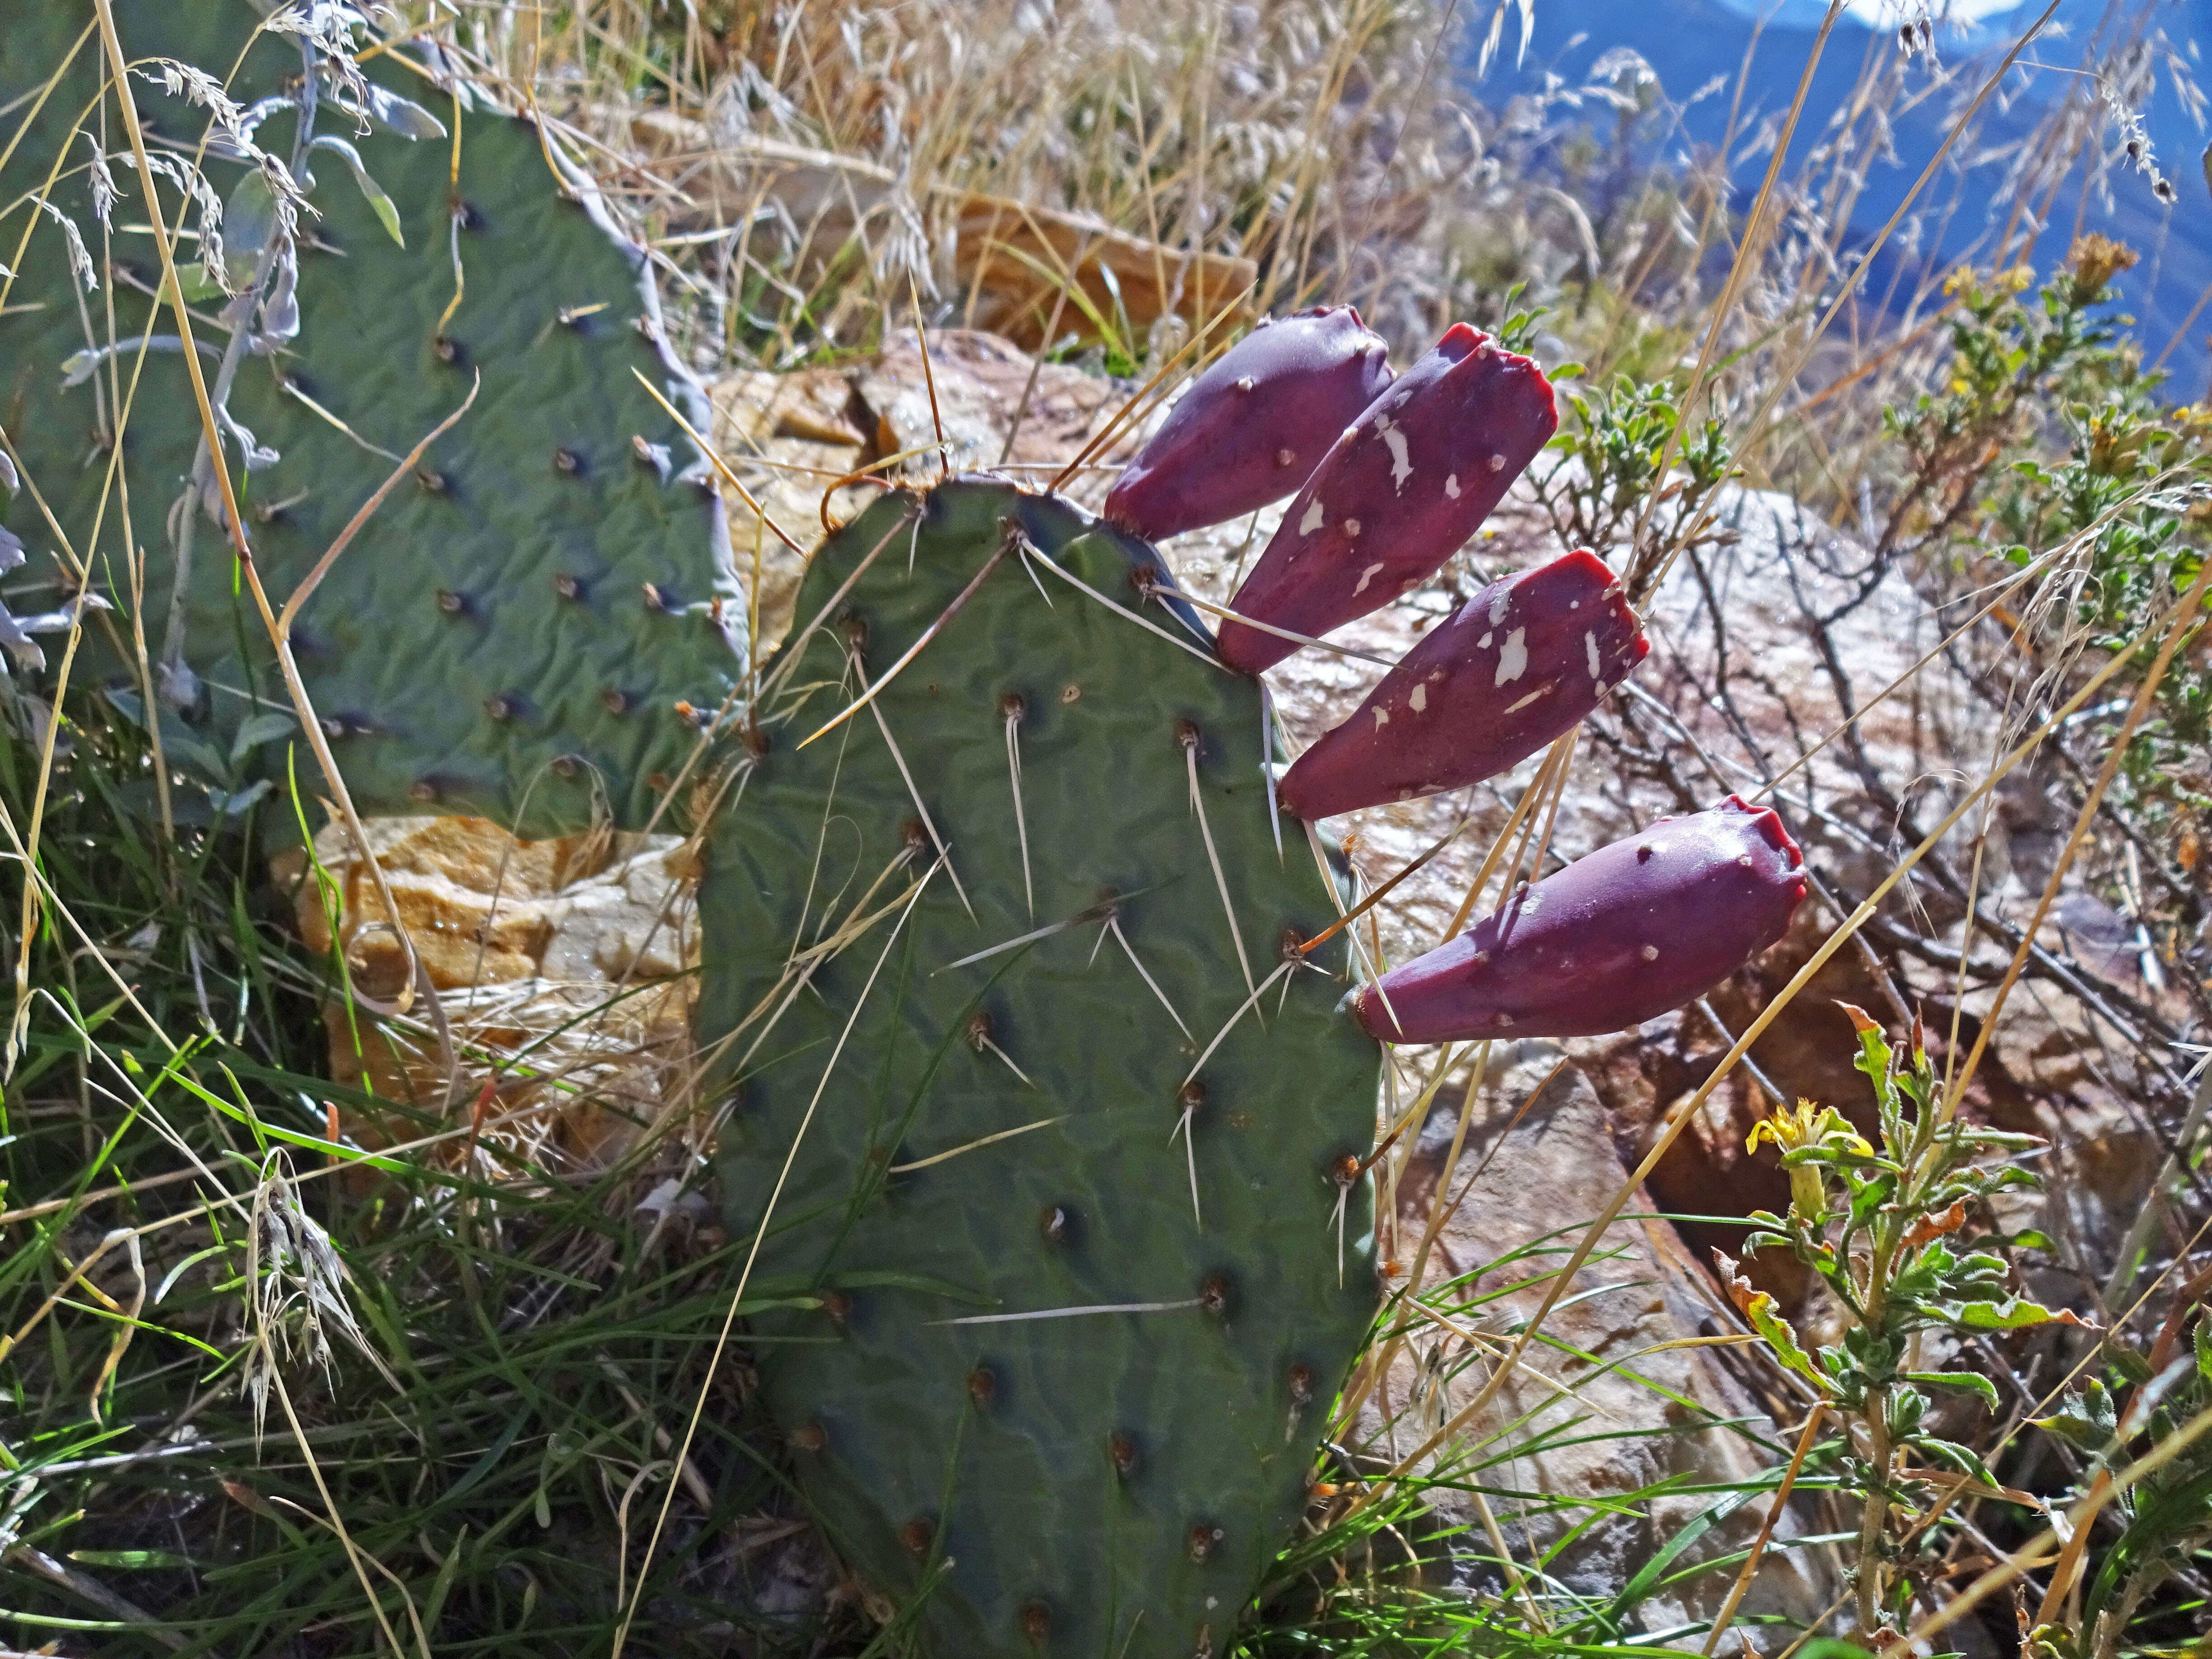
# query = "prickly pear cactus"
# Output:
<box><xmin>701</xmin><ymin>479</ymin><xmax>1382</xmax><ymax>1659</ymax></box>
<box><xmin>0</xmin><ymin>1</ymin><xmax>738</xmax><ymax>833</ymax></box>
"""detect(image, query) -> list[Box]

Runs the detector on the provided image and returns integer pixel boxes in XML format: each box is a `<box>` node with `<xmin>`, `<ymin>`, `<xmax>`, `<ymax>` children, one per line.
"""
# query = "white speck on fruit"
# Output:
<box><xmin>1640</xmin><ymin>944</ymin><xmax>1659</xmax><ymax>961</ymax></box>
<box><xmin>1410</xmin><ymin>684</ymin><xmax>1427</xmax><ymax>712</ymax></box>
<box><xmin>1372</xmin><ymin>707</ymin><xmax>1389</xmax><ymax>729</ymax></box>
<box><xmin>1376</xmin><ymin>413</ymin><xmax>1413</xmax><ymax>491</ymax></box>
<box><xmin>1477</xmin><ymin>631</ymin><xmax>1493</xmax><ymax>648</ymax></box>
<box><xmin>1344</xmin><ymin>518</ymin><xmax>1361</xmax><ymax>537</ymax></box>
<box><xmin>1487</xmin><ymin>453</ymin><xmax>1507</xmax><ymax>472</ymax></box>
<box><xmin>1489</xmin><ymin>591</ymin><xmax>1510</xmax><ymax>625</ymax></box>
<box><xmin>1237</xmin><ymin>375</ymin><xmax>1256</xmax><ymax>391</ymax></box>
<box><xmin>1299</xmin><ymin>498</ymin><xmax>1326</xmax><ymax>535</ymax></box>
<box><xmin>1494</xmin><ymin>627</ymin><xmax>1528</xmax><ymax>686</ymax></box>
<box><xmin>1353</xmin><ymin>560</ymin><xmax>1386</xmax><ymax>595</ymax></box>
<box><xmin>1445</xmin><ymin>473</ymin><xmax>1460</xmax><ymax>499</ymax></box>
<box><xmin>1585</xmin><ymin>630</ymin><xmax>1601</xmax><ymax>679</ymax></box>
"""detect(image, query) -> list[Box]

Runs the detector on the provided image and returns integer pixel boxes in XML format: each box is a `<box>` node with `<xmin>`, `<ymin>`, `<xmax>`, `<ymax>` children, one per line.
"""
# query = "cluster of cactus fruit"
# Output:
<box><xmin>1</xmin><ymin>7</ymin><xmax>1806</xmax><ymax>1655</ymax></box>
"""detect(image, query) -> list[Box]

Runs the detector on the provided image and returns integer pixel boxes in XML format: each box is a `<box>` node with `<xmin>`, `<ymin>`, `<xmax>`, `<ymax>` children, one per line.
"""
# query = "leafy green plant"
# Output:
<box><xmin>1529</xmin><ymin>370</ymin><xmax>1736</xmax><ymax>600</ymax></box>
<box><xmin>1729</xmin><ymin>1007</ymin><xmax>2077</xmax><ymax>1642</ymax></box>
<box><xmin>2027</xmin><ymin>1269</ymin><xmax>2212</xmax><ymax>1659</ymax></box>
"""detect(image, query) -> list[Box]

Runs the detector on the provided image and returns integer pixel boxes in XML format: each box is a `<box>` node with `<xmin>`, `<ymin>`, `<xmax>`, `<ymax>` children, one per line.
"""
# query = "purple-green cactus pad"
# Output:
<box><xmin>704</xmin><ymin>479</ymin><xmax>1383</xmax><ymax>1659</ymax></box>
<box><xmin>0</xmin><ymin>2</ymin><xmax>739</xmax><ymax>835</ymax></box>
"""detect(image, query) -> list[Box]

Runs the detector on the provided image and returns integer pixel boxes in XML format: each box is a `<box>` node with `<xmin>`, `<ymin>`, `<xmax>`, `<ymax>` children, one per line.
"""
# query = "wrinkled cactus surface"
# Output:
<box><xmin>0</xmin><ymin>0</ymin><xmax>738</xmax><ymax>833</ymax></box>
<box><xmin>1278</xmin><ymin>547</ymin><xmax>1647</xmax><ymax>819</ymax></box>
<box><xmin>1104</xmin><ymin>305</ymin><xmax>1392</xmax><ymax>541</ymax></box>
<box><xmin>1218</xmin><ymin>323</ymin><xmax>1558</xmax><ymax>673</ymax></box>
<box><xmin>1354</xmin><ymin>795</ymin><xmax>1808</xmax><ymax>1043</ymax></box>
<box><xmin>702</xmin><ymin>479</ymin><xmax>1381</xmax><ymax>1658</ymax></box>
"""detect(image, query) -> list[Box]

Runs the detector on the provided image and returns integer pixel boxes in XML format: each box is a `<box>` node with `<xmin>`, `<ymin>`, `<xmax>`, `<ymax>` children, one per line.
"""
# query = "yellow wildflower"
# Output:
<box><xmin>1747</xmin><ymin>1099</ymin><xmax>1870</xmax><ymax>1218</ymax></box>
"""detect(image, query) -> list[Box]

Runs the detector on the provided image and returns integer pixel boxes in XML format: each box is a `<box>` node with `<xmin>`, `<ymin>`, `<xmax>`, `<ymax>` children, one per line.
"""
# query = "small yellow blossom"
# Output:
<box><xmin>1747</xmin><ymin>1099</ymin><xmax>1870</xmax><ymax>1218</ymax></box>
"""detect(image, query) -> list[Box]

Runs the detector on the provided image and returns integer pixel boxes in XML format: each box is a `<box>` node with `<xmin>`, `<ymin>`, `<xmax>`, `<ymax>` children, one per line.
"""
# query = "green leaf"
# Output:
<box><xmin>1906</xmin><ymin>1370</ymin><xmax>1999</xmax><ymax>1410</ymax></box>
<box><xmin>2032</xmin><ymin>1411</ymin><xmax>2107</xmax><ymax>1451</ymax></box>
<box><xmin>1743</xmin><ymin>1289</ymin><xmax>1823</xmax><ymax>1386</ymax></box>
<box><xmin>221</xmin><ymin>167</ymin><xmax>280</xmax><ymax>291</ymax></box>
<box><xmin>228</xmin><ymin>710</ymin><xmax>296</xmax><ymax>764</ymax></box>
<box><xmin>1939</xmin><ymin>1296</ymin><xmax>2090</xmax><ymax>1332</ymax></box>
<box><xmin>68</xmin><ymin>1548</ymin><xmax>192</xmax><ymax>1569</ymax></box>
<box><xmin>309</xmin><ymin>136</ymin><xmax>404</xmax><ymax>248</ymax></box>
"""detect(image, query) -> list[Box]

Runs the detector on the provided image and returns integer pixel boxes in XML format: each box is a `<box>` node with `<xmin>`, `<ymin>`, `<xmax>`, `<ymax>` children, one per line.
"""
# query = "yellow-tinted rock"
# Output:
<box><xmin>275</xmin><ymin>815</ymin><xmax>698</xmax><ymax>1172</ymax></box>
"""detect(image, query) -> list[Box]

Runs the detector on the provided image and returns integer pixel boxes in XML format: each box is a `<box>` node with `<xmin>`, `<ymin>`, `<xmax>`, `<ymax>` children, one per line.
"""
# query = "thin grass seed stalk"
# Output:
<box><xmin>2</xmin><ymin>5</ymin><xmax>1819</xmax><ymax>1650</ymax></box>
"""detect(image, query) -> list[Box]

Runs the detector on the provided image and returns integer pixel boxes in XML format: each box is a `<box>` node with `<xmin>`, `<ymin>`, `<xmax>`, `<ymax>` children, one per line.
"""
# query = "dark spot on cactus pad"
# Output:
<box><xmin>1178</xmin><ymin>1078</ymin><xmax>1206</xmax><ymax>1115</ymax></box>
<box><xmin>551</xmin><ymin>754</ymin><xmax>586</xmax><ymax>780</ymax></box>
<box><xmin>820</xmin><ymin>1289</ymin><xmax>852</xmax><ymax>1326</ymax></box>
<box><xmin>435</xmin><ymin>588</ymin><xmax>468</xmax><ymax>617</ymax></box>
<box><xmin>900</xmin><ymin>817</ymin><xmax>931</xmax><ymax>856</ymax></box>
<box><xmin>1060</xmin><ymin>682</ymin><xmax>1080</xmax><ymax>703</ymax></box>
<box><xmin>1188</xmin><ymin>1523</ymin><xmax>1223</xmax><ymax>1563</ymax></box>
<box><xmin>1289</xmin><ymin>1362</ymin><xmax>1315</xmax><ymax>1406</ymax></box>
<box><xmin>789</xmin><ymin>1422</ymin><xmax>826</xmax><ymax>1453</ymax></box>
<box><xmin>1022</xmin><ymin>1603</ymin><xmax>1050</xmax><ymax>1647</ymax></box>
<box><xmin>454</xmin><ymin>200</ymin><xmax>484</xmax><ymax>232</ymax></box>
<box><xmin>966</xmin><ymin>1366</ymin><xmax>997</xmax><ymax>1406</ymax></box>
<box><xmin>1039</xmin><ymin>1204</ymin><xmax>1069</xmax><ymax>1243</ymax></box>
<box><xmin>1200</xmin><ymin>1272</ymin><xmax>1232</xmax><ymax>1317</ymax></box>
<box><xmin>1108</xmin><ymin>1431</ymin><xmax>1139</xmax><ymax>1478</ymax></box>
<box><xmin>601</xmin><ymin>689</ymin><xmax>631</xmax><ymax>716</ymax></box>
<box><xmin>553</xmin><ymin>446</ymin><xmax>585</xmax><ymax>477</ymax></box>
<box><xmin>409</xmin><ymin>778</ymin><xmax>443</xmax><ymax>804</ymax></box>
<box><xmin>966</xmin><ymin>1011</ymin><xmax>994</xmax><ymax>1050</ymax></box>
<box><xmin>998</xmin><ymin>690</ymin><xmax>1025</xmax><ymax>721</ymax></box>
<box><xmin>416</xmin><ymin>469</ymin><xmax>450</xmax><ymax>494</ymax></box>
<box><xmin>431</xmin><ymin>334</ymin><xmax>464</xmax><ymax>366</ymax></box>
<box><xmin>319</xmin><ymin>712</ymin><xmax>374</xmax><ymax>739</ymax></box>
<box><xmin>841</xmin><ymin>612</ymin><xmax>869</xmax><ymax>654</ymax></box>
<box><xmin>1175</xmin><ymin>717</ymin><xmax>1200</xmax><ymax>751</ymax></box>
<box><xmin>484</xmin><ymin>694</ymin><xmax>527</xmax><ymax>724</ymax></box>
<box><xmin>553</xmin><ymin>573</ymin><xmax>584</xmax><ymax>601</ymax></box>
<box><xmin>897</xmin><ymin>1518</ymin><xmax>934</xmax><ymax>1557</ymax></box>
<box><xmin>1328</xmin><ymin>1151</ymin><xmax>1362</xmax><ymax>1190</ymax></box>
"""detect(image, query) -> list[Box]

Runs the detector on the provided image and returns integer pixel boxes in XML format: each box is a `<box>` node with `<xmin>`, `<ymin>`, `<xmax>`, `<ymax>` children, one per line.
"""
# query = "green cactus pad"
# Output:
<box><xmin>702</xmin><ymin>479</ymin><xmax>1382</xmax><ymax>1659</ymax></box>
<box><xmin>0</xmin><ymin>2</ymin><xmax>740</xmax><ymax>834</ymax></box>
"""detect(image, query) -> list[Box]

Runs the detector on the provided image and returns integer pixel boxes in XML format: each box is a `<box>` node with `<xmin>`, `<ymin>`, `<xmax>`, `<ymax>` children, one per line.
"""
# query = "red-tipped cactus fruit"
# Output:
<box><xmin>1277</xmin><ymin>548</ymin><xmax>1646</xmax><ymax>819</ymax></box>
<box><xmin>1216</xmin><ymin>323</ymin><xmax>1559</xmax><ymax>674</ymax></box>
<box><xmin>1353</xmin><ymin>796</ymin><xmax>1808</xmax><ymax>1043</ymax></box>
<box><xmin>1104</xmin><ymin>306</ymin><xmax>1393</xmax><ymax>541</ymax></box>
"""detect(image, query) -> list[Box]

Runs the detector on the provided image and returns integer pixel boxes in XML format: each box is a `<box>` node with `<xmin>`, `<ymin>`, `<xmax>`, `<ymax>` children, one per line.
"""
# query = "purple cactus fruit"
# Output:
<box><xmin>1103</xmin><ymin>306</ymin><xmax>1393</xmax><ymax>541</ymax></box>
<box><xmin>1277</xmin><ymin>548</ymin><xmax>1646</xmax><ymax>820</ymax></box>
<box><xmin>1216</xmin><ymin>323</ymin><xmax>1558</xmax><ymax>675</ymax></box>
<box><xmin>1351</xmin><ymin>796</ymin><xmax>1808</xmax><ymax>1043</ymax></box>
